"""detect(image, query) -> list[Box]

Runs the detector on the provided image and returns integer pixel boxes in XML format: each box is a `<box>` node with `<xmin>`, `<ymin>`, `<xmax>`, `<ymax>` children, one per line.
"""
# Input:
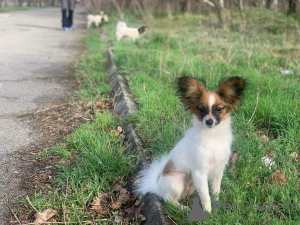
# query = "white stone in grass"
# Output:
<box><xmin>261</xmin><ymin>156</ymin><xmax>275</xmax><ymax>170</ymax></box>
<box><xmin>280</xmin><ymin>69</ymin><xmax>293</xmax><ymax>75</ymax></box>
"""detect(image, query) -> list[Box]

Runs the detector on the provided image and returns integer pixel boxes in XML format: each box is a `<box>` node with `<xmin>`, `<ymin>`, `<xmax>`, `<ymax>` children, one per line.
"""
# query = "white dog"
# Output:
<box><xmin>136</xmin><ymin>77</ymin><xmax>246</xmax><ymax>212</ymax></box>
<box><xmin>87</xmin><ymin>11</ymin><xmax>108</xmax><ymax>29</ymax></box>
<box><xmin>116</xmin><ymin>21</ymin><xmax>146</xmax><ymax>41</ymax></box>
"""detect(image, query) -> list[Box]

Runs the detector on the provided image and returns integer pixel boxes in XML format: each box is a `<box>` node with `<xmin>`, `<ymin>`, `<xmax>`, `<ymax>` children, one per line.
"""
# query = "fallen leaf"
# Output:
<box><xmin>34</xmin><ymin>208</ymin><xmax>57</xmax><ymax>224</ymax></box>
<box><xmin>119</xmin><ymin>188</ymin><xmax>131</xmax><ymax>203</ymax></box>
<box><xmin>90</xmin><ymin>193</ymin><xmax>110</xmax><ymax>215</ymax></box>
<box><xmin>114</xmin><ymin>215</ymin><xmax>123</xmax><ymax>223</ymax></box>
<box><xmin>231</xmin><ymin>152</ymin><xmax>238</xmax><ymax>168</ymax></box>
<box><xmin>103</xmin><ymin>100</ymin><xmax>111</xmax><ymax>106</ymax></box>
<box><xmin>261</xmin><ymin>134</ymin><xmax>269</xmax><ymax>142</ymax></box>
<box><xmin>117</xmin><ymin>126</ymin><xmax>123</xmax><ymax>134</ymax></box>
<box><xmin>95</xmin><ymin>102</ymin><xmax>101</xmax><ymax>108</ymax></box>
<box><xmin>39</xmin><ymin>173</ymin><xmax>48</xmax><ymax>181</ymax></box>
<box><xmin>268</xmin><ymin>169</ymin><xmax>287</xmax><ymax>185</ymax></box>
<box><xmin>74</xmin><ymin>113</ymin><xmax>82</xmax><ymax>118</ymax></box>
<box><xmin>86</xmin><ymin>101</ymin><xmax>93</xmax><ymax>109</ymax></box>
<box><xmin>290</xmin><ymin>152</ymin><xmax>299</xmax><ymax>162</ymax></box>
<box><xmin>112</xmin><ymin>183</ymin><xmax>122</xmax><ymax>192</ymax></box>
<box><xmin>57</xmin><ymin>117</ymin><xmax>63</xmax><ymax>122</ymax></box>
<box><xmin>111</xmin><ymin>199</ymin><xmax>122</xmax><ymax>209</ymax></box>
<box><xmin>267</xmin><ymin>149</ymin><xmax>275</xmax><ymax>157</ymax></box>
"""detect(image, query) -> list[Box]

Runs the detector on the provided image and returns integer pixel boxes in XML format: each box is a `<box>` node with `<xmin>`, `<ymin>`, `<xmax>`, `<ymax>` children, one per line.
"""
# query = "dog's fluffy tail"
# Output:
<box><xmin>135</xmin><ymin>155</ymin><xmax>169</xmax><ymax>195</ymax></box>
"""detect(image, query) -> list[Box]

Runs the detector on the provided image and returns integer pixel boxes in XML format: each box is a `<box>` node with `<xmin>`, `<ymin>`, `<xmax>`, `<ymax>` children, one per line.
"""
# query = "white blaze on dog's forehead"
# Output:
<box><xmin>209</xmin><ymin>94</ymin><xmax>215</xmax><ymax>109</ymax></box>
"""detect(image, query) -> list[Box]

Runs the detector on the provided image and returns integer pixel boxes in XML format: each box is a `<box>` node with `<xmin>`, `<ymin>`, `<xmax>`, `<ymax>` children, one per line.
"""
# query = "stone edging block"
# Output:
<box><xmin>101</xmin><ymin>29</ymin><xmax>167</xmax><ymax>224</ymax></box>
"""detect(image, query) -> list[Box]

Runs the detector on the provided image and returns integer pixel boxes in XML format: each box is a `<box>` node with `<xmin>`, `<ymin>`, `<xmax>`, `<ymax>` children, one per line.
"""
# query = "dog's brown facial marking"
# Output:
<box><xmin>199</xmin><ymin>91</ymin><xmax>229</xmax><ymax>126</ymax></box>
<box><xmin>178</xmin><ymin>77</ymin><xmax>206</xmax><ymax>116</ymax></box>
<box><xmin>216</xmin><ymin>76</ymin><xmax>246</xmax><ymax>112</ymax></box>
<box><xmin>162</xmin><ymin>159</ymin><xmax>177</xmax><ymax>176</ymax></box>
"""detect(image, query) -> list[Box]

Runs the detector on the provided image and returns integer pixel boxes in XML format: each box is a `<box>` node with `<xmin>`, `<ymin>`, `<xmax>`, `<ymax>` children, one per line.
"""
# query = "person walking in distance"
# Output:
<box><xmin>61</xmin><ymin>0</ymin><xmax>76</xmax><ymax>31</ymax></box>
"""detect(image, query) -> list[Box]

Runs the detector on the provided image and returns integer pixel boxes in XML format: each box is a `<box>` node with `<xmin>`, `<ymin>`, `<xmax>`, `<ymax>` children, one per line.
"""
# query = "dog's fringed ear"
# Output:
<box><xmin>178</xmin><ymin>77</ymin><xmax>206</xmax><ymax>112</ymax></box>
<box><xmin>138</xmin><ymin>26</ymin><xmax>146</xmax><ymax>35</ymax></box>
<box><xmin>216</xmin><ymin>76</ymin><xmax>246</xmax><ymax>111</ymax></box>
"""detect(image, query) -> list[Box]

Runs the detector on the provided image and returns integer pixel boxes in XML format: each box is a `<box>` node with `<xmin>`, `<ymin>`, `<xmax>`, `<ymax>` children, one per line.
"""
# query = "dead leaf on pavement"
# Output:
<box><xmin>33</xmin><ymin>208</ymin><xmax>57</xmax><ymax>224</ymax></box>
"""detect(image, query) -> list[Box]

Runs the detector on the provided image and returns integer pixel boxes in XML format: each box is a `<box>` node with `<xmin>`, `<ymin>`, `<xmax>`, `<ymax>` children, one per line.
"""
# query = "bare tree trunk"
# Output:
<box><xmin>296</xmin><ymin>0</ymin><xmax>300</xmax><ymax>17</ymax></box>
<box><xmin>215</xmin><ymin>0</ymin><xmax>223</xmax><ymax>28</ymax></box>
<box><xmin>204</xmin><ymin>0</ymin><xmax>215</xmax><ymax>7</ymax></box>
<box><xmin>239</xmin><ymin>0</ymin><xmax>244</xmax><ymax>20</ymax></box>
<box><xmin>179</xmin><ymin>0</ymin><xmax>190</xmax><ymax>13</ymax></box>
<box><xmin>271</xmin><ymin>0</ymin><xmax>278</xmax><ymax>11</ymax></box>
<box><xmin>219</xmin><ymin>0</ymin><xmax>224</xmax><ymax>8</ymax></box>
<box><xmin>289</xmin><ymin>0</ymin><xmax>296</xmax><ymax>13</ymax></box>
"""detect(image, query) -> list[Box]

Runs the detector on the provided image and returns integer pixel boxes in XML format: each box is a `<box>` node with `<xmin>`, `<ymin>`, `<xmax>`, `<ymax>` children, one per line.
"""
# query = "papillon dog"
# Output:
<box><xmin>136</xmin><ymin>76</ymin><xmax>246</xmax><ymax>212</ymax></box>
<box><xmin>87</xmin><ymin>11</ymin><xmax>108</xmax><ymax>29</ymax></box>
<box><xmin>116</xmin><ymin>21</ymin><xmax>146</xmax><ymax>41</ymax></box>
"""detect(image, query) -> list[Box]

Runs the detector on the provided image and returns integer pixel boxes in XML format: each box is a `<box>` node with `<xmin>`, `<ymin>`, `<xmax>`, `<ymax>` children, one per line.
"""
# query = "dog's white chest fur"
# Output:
<box><xmin>170</xmin><ymin>116</ymin><xmax>232</xmax><ymax>174</ymax></box>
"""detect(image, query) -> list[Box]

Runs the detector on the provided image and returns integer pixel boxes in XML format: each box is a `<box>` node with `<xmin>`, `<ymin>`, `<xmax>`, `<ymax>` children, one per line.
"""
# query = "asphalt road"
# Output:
<box><xmin>0</xmin><ymin>6</ymin><xmax>86</xmax><ymax>223</ymax></box>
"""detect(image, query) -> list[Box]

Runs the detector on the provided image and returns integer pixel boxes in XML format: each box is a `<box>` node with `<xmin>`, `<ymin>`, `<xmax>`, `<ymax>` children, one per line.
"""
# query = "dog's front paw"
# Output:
<box><xmin>203</xmin><ymin>204</ymin><xmax>211</xmax><ymax>213</ymax></box>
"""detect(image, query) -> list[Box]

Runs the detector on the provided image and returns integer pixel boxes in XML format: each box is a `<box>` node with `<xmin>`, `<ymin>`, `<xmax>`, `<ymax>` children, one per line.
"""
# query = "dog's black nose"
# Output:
<box><xmin>206</xmin><ymin>119</ymin><xmax>213</xmax><ymax>126</ymax></box>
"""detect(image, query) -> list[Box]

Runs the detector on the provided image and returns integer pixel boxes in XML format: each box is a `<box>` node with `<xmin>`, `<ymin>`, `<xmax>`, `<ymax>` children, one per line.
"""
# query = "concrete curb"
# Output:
<box><xmin>100</xmin><ymin>27</ymin><xmax>167</xmax><ymax>225</ymax></box>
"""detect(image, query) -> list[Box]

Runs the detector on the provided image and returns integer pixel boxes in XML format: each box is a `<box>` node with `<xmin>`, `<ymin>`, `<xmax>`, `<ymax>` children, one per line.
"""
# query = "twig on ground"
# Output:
<box><xmin>247</xmin><ymin>92</ymin><xmax>260</xmax><ymax>125</ymax></box>
<box><xmin>63</xmin><ymin>177</ymin><xmax>69</xmax><ymax>225</ymax></box>
<box><xmin>72</xmin><ymin>204</ymin><xmax>82</xmax><ymax>225</ymax></box>
<box><xmin>33</xmin><ymin>142</ymin><xmax>43</xmax><ymax>151</ymax></box>
<box><xmin>167</xmin><ymin>214</ymin><xmax>178</xmax><ymax>225</ymax></box>
<box><xmin>5</xmin><ymin>200</ymin><xmax>21</xmax><ymax>225</ymax></box>
<box><xmin>34</xmin><ymin>104</ymin><xmax>66</xmax><ymax>114</ymax></box>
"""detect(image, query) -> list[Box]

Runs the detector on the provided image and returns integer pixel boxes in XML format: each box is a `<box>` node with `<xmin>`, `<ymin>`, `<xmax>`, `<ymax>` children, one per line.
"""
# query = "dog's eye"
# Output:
<box><xmin>199</xmin><ymin>106</ymin><xmax>206</xmax><ymax>113</ymax></box>
<box><xmin>216</xmin><ymin>107</ymin><xmax>222</xmax><ymax>112</ymax></box>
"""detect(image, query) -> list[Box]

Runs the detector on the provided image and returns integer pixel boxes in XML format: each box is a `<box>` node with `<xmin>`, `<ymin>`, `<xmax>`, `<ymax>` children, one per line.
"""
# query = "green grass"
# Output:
<box><xmin>100</xmin><ymin>8</ymin><xmax>300</xmax><ymax>224</ymax></box>
<box><xmin>20</xmin><ymin>29</ymin><xmax>138</xmax><ymax>223</ymax></box>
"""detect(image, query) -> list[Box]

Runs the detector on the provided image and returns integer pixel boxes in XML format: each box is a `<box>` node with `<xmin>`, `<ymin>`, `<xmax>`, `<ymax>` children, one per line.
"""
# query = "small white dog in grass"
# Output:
<box><xmin>136</xmin><ymin>76</ymin><xmax>246</xmax><ymax>212</ymax></box>
<box><xmin>87</xmin><ymin>11</ymin><xmax>108</xmax><ymax>29</ymax></box>
<box><xmin>116</xmin><ymin>21</ymin><xmax>146</xmax><ymax>41</ymax></box>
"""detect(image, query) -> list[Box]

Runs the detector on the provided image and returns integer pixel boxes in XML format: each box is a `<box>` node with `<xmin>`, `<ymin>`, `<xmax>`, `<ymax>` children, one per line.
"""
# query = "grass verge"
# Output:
<box><xmin>101</xmin><ymin>8</ymin><xmax>300</xmax><ymax>224</ymax></box>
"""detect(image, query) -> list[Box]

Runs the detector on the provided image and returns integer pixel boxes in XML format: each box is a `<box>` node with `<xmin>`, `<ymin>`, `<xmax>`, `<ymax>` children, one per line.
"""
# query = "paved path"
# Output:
<box><xmin>0</xmin><ymin>6</ymin><xmax>86</xmax><ymax>223</ymax></box>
